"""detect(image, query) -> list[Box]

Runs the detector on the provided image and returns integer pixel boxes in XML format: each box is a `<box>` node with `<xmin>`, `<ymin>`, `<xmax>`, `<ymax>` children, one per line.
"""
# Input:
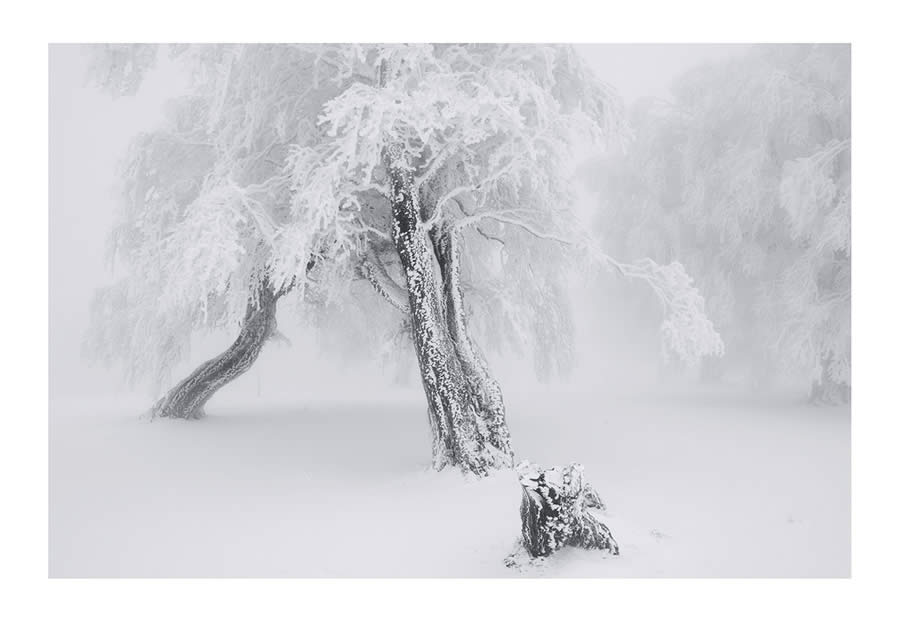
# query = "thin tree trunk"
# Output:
<box><xmin>387</xmin><ymin>145</ymin><xmax>508</xmax><ymax>475</ymax></box>
<box><xmin>432</xmin><ymin>222</ymin><xmax>513</xmax><ymax>464</ymax></box>
<box><xmin>150</xmin><ymin>279</ymin><xmax>282</xmax><ymax>420</ymax></box>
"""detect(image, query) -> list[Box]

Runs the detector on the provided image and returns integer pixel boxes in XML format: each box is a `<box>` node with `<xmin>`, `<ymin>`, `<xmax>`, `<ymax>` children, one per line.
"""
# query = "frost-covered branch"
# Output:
<box><xmin>458</xmin><ymin>212</ymin><xmax>724</xmax><ymax>365</ymax></box>
<box><xmin>457</xmin><ymin>211</ymin><xmax>575</xmax><ymax>247</ymax></box>
<box><xmin>358</xmin><ymin>253</ymin><xmax>410</xmax><ymax>314</ymax></box>
<box><xmin>414</xmin><ymin>143</ymin><xmax>459</xmax><ymax>191</ymax></box>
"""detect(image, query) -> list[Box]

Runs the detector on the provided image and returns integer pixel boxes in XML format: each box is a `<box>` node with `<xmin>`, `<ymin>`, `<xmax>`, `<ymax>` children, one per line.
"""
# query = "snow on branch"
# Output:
<box><xmin>570</xmin><ymin>241</ymin><xmax>724</xmax><ymax>365</ymax></box>
<box><xmin>358</xmin><ymin>253</ymin><xmax>410</xmax><ymax>314</ymax></box>
<box><xmin>457</xmin><ymin>213</ymin><xmax>724</xmax><ymax>365</ymax></box>
<box><xmin>611</xmin><ymin>256</ymin><xmax>725</xmax><ymax>365</ymax></box>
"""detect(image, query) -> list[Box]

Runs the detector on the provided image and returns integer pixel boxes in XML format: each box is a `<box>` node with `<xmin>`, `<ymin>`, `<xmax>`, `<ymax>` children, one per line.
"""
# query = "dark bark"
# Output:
<box><xmin>150</xmin><ymin>279</ymin><xmax>282</xmax><ymax>420</ymax></box>
<box><xmin>432</xmin><ymin>222</ymin><xmax>513</xmax><ymax>463</ymax></box>
<box><xmin>512</xmin><ymin>461</ymin><xmax>618</xmax><ymax>560</ymax></box>
<box><xmin>386</xmin><ymin>145</ymin><xmax>510</xmax><ymax>475</ymax></box>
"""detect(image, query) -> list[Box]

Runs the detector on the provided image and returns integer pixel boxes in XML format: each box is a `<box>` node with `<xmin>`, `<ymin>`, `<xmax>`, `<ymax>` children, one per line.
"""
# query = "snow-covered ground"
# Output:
<box><xmin>49</xmin><ymin>387</ymin><xmax>849</xmax><ymax>577</ymax></box>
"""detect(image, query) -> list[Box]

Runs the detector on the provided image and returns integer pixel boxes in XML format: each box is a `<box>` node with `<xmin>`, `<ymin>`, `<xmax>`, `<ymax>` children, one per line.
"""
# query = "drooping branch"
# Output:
<box><xmin>455</xmin><ymin>211</ymin><xmax>724</xmax><ymax>365</ymax></box>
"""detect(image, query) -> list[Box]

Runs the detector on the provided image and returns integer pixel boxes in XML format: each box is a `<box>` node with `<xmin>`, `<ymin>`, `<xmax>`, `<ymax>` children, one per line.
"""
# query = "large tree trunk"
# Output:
<box><xmin>150</xmin><ymin>280</ymin><xmax>281</xmax><ymax>420</ymax></box>
<box><xmin>387</xmin><ymin>145</ymin><xmax>510</xmax><ymax>475</ymax></box>
<box><xmin>432</xmin><ymin>222</ymin><xmax>513</xmax><ymax>463</ymax></box>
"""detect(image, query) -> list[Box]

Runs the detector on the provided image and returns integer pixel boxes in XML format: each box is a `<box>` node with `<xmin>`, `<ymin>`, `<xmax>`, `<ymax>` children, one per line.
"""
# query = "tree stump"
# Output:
<box><xmin>513</xmin><ymin>461</ymin><xmax>619</xmax><ymax>560</ymax></box>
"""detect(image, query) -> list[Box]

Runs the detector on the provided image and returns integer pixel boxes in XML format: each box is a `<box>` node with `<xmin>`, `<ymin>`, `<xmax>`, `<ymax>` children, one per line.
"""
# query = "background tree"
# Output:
<box><xmin>587</xmin><ymin>43</ymin><xmax>850</xmax><ymax>402</ymax></box>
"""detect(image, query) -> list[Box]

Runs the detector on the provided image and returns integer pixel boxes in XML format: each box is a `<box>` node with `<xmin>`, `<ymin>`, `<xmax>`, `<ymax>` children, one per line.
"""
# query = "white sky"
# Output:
<box><xmin>577</xmin><ymin>43</ymin><xmax>750</xmax><ymax>104</ymax></box>
<box><xmin>49</xmin><ymin>44</ymin><xmax>751</xmax><ymax>400</ymax></box>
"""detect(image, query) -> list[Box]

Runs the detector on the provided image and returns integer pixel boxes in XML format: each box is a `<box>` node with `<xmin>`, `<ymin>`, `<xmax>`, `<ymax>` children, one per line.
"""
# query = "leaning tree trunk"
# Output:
<box><xmin>387</xmin><ymin>145</ymin><xmax>509</xmax><ymax>475</ymax></box>
<box><xmin>432</xmin><ymin>222</ymin><xmax>513</xmax><ymax>464</ymax></box>
<box><xmin>150</xmin><ymin>280</ymin><xmax>281</xmax><ymax>420</ymax></box>
<box><xmin>510</xmin><ymin>461</ymin><xmax>619</xmax><ymax>562</ymax></box>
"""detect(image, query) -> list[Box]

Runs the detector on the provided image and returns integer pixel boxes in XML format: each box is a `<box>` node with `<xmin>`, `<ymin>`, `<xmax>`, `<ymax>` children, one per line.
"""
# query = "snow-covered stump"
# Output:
<box><xmin>510</xmin><ymin>461</ymin><xmax>618</xmax><ymax>562</ymax></box>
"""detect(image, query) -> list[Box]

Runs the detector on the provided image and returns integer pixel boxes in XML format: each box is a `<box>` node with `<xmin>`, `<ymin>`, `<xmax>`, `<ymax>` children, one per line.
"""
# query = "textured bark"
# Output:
<box><xmin>387</xmin><ymin>145</ymin><xmax>508</xmax><ymax>475</ymax></box>
<box><xmin>150</xmin><ymin>280</ymin><xmax>281</xmax><ymax>420</ymax></box>
<box><xmin>513</xmin><ymin>461</ymin><xmax>618</xmax><ymax>559</ymax></box>
<box><xmin>432</xmin><ymin>223</ymin><xmax>513</xmax><ymax>464</ymax></box>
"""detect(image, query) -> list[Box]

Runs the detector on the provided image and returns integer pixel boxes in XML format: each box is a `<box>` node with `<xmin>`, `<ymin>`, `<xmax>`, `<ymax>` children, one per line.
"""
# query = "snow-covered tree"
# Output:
<box><xmin>84</xmin><ymin>44</ymin><xmax>373</xmax><ymax>420</ymax></box>
<box><xmin>85</xmin><ymin>44</ymin><xmax>724</xmax><ymax>476</ymax></box>
<box><xmin>287</xmin><ymin>44</ymin><xmax>722</xmax><ymax>473</ymax></box>
<box><xmin>587</xmin><ymin>44</ymin><xmax>850</xmax><ymax>402</ymax></box>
